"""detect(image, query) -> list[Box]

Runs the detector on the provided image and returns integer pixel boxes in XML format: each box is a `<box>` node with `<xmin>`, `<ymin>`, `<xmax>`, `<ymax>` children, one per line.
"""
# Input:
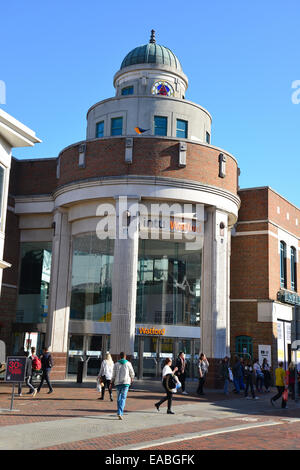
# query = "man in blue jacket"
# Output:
<box><xmin>37</xmin><ymin>347</ymin><xmax>54</xmax><ymax>394</ymax></box>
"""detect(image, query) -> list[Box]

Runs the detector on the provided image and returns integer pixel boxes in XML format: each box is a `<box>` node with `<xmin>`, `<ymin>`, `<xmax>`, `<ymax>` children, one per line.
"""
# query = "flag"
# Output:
<box><xmin>134</xmin><ymin>127</ymin><xmax>150</xmax><ymax>134</ymax></box>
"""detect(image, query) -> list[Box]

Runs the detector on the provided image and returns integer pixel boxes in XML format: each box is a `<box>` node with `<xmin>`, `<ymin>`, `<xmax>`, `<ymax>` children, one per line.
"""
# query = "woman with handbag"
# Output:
<box><xmin>98</xmin><ymin>352</ymin><xmax>114</xmax><ymax>401</ymax></box>
<box><xmin>154</xmin><ymin>358</ymin><xmax>178</xmax><ymax>414</ymax></box>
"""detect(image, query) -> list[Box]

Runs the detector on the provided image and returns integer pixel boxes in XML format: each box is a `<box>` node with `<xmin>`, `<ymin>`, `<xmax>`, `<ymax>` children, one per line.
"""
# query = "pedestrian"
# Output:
<box><xmin>155</xmin><ymin>358</ymin><xmax>178</xmax><ymax>414</ymax></box>
<box><xmin>98</xmin><ymin>352</ymin><xmax>114</xmax><ymax>401</ymax></box>
<box><xmin>220</xmin><ymin>356</ymin><xmax>230</xmax><ymax>395</ymax></box>
<box><xmin>175</xmin><ymin>351</ymin><xmax>188</xmax><ymax>395</ymax></box>
<box><xmin>37</xmin><ymin>347</ymin><xmax>54</xmax><ymax>394</ymax></box>
<box><xmin>244</xmin><ymin>359</ymin><xmax>259</xmax><ymax>400</ymax></box>
<box><xmin>197</xmin><ymin>353</ymin><xmax>209</xmax><ymax>395</ymax></box>
<box><xmin>239</xmin><ymin>357</ymin><xmax>245</xmax><ymax>391</ymax></box>
<box><xmin>262</xmin><ymin>358</ymin><xmax>272</xmax><ymax>392</ymax></box>
<box><xmin>286</xmin><ymin>362</ymin><xmax>296</xmax><ymax>400</ymax></box>
<box><xmin>232</xmin><ymin>356</ymin><xmax>242</xmax><ymax>394</ymax></box>
<box><xmin>28</xmin><ymin>346</ymin><xmax>42</xmax><ymax>392</ymax></box>
<box><xmin>271</xmin><ymin>362</ymin><xmax>287</xmax><ymax>409</ymax></box>
<box><xmin>253</xmin><ymin>358</ymin><xmax>264</xmax><ymax>392</ymax></box>
<box><xmin>111</xmin><ymin>352</ymin><xmax>135</xmax><ymax>420</ymax></box>
<box><xmin>18</xmin><ymin>351</ymin><xmax>37</xmax><ymax>397</ymax></box>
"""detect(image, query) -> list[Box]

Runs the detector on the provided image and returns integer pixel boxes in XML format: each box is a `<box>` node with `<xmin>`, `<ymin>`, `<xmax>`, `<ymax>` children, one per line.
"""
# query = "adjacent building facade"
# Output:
<box><xmin>0</xmin><ymin>33</ymin><xmax>299</xmax><ymax>383</ymax></box>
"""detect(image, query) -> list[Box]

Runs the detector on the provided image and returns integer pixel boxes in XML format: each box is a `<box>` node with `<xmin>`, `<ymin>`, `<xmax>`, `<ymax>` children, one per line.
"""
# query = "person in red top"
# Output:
<box><xmin>286</xmin><ymin>362</ymin><xmax>296</xmax><ymax>400</ymax></box>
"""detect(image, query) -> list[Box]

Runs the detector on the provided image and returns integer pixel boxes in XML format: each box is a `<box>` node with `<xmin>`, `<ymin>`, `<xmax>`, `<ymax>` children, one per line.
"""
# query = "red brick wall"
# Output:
<box><xmin>58</xmin><ymin>138</ymin><xmax>238</xmax><ymax>195</ymax></box>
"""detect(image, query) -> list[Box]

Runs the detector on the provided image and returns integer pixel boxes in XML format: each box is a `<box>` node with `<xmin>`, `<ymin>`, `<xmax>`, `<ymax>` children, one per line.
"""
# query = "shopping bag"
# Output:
<box><xmin>228</xmin><ymin>368</ymin><xmax>233</xmax><ymax>382</ymax></box>
<box><xmin>282</xmin><ymin>389</ymin><xmax>288</xmax><ymax>401</ymax></box>
<box><xmin>96</xmin><ymin>378</ymin><xmax>102</xmax><ymax>393</ymax></box>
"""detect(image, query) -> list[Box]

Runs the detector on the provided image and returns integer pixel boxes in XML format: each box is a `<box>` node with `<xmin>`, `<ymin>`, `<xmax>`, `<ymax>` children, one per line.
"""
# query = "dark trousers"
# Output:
<box><xmin>38</xmin><ymin>369</ymin><xmax>53</xmax><ymax>392</ymax></box>
<box><xmin>197</xmin><ymin>376</ymin><xmax>206</xmax><ymax>394</ymax></box>
<box><xmin>244</xmin><ymin>375</ymin><xmax>255</xmax><ymax>398</ymax></box>
<box><xmin>177</xmin><ymin>372</ymin><xmax>186</xmax><ymax>392</ymax></box>
<box><xmin>156</xmin><ymin>380</ymin><xmax>173</xmax><ymax>411</ymax></box>
<box><xmin>101</xmin><ymin>378</ymin><xmax>113</xmax><ymax>399</ymax></box>
<box><xmin>272</xmin><ymin>386</ymin><xmax>286</xmax><ymax>408</ymax></box>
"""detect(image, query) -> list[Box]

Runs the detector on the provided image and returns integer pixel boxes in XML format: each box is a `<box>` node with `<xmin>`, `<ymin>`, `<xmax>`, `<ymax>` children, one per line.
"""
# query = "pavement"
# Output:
<box><xmin>0</xmin><ymin>378</ymin><xmax>300</xmax><ymax>451</ymax></box>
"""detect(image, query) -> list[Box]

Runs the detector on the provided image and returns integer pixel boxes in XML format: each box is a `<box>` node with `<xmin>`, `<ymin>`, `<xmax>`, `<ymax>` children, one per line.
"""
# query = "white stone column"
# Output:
<box><xmin>201</xmin><ymin>208</ymin><xmax>230</xmax><ymax>359</ymax></box>
<box><xmin>110</xmin><ymin>196</ymin><xmax>140</xmax><ymax>357</ymax></box>
<box><xmin>46</xmin><ymin>208</ymin><xmax>72</xmax><ymax>357</ymax></box>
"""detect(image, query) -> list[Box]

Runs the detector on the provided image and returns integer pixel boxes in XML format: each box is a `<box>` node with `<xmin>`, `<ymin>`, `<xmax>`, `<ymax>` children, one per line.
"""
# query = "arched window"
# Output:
<box><xmin>280</xmin><ymin>241</ymin><xmax>287</xmax><ymax>288</ymax></box>
<box><xmin>235</xmin><ymin>336</ymin><xmax>253</xmax><ymax>359</ymax></box>
<box><xmin>291</xmin><ymin>246</ymin><xmax>297</xmax><ymax>291</ymax></box>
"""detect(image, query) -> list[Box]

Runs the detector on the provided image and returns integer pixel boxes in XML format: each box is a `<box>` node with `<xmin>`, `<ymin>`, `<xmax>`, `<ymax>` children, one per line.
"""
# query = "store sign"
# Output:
<box><xmin>277</xmin><ymin>290</ymin><xmax>300</xmax><ymax>306</ymax></box>
<box><xmin>137</xmin><ymin>327</ymin><xmax>165</xmax><ymax>336</ymax></box>
<box><xmin>5</xmin><ymin>357</ymin><xmax>27</xmax><ymax>383</ymax></box>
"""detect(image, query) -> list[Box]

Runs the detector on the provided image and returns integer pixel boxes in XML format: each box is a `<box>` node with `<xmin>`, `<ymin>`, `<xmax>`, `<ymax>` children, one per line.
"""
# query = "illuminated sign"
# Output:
<box><xmin>137</xmin><ymin>327</ymin><xmax>165</xmax><ymax>336</ymax></box>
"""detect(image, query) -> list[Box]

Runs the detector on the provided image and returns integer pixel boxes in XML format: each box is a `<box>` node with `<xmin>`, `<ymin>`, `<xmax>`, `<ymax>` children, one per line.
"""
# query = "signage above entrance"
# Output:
<box><xmin>277</xmin><ymin>290</ymin><xmax>300</xmax><ymax>306</ymax></box>
<box><xmin>137</xmin><ymin>327</ymin><xmax>165</xmax><ymax>336</ymax></box>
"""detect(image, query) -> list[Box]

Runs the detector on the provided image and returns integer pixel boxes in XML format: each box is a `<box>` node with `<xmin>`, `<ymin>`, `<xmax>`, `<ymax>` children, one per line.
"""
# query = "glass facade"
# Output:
<box><xmin>136</xmin><ymin>239</ymin><xmax>202</xmax><ymax>326</ymax></box>
<box><xmin>70</xmin><ymin>234</ymin><xmax>114</xmax><ymax>321</ymax></box>
<box><xmin>16</xmin><ymin>242</ymin><xmax>52</xmax><ymax>323</ymax></box>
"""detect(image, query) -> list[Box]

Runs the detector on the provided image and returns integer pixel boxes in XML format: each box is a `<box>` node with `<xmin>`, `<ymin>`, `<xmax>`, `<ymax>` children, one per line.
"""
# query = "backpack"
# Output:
<box><xmin>32</xmin><ymin>355</ymin><xmax>42</xmax><ymax>371</ymax></box>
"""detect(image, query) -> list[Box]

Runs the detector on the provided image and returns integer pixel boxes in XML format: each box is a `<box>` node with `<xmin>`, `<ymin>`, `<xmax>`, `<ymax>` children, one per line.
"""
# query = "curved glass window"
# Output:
<box><xmin>136</xmin><ymin>240</ymin><xmax>202</xmax><ymax>326</ymax></box>
<box><xmin>121</xmin><ymin>86</ymin><xmax>133</xmax><ymax>95</ymax></box>
<box><xmin>70</xmin><ymin>234</ymin><xmax>114</xmax><ymax>321</ymax></box>
<box><xmin>280</xmin><ymin>241</ymin><xmax>287</xmax><ymax>288</ymax></box>
<box><xmin>291</xmin><ymin>246</ymin><xmax>297</xmax><ymax>291</ymax></box>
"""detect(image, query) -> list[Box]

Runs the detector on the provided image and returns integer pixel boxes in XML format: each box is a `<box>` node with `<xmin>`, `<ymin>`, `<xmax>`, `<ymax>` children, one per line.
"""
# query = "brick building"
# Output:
<box><xmin>0</xmin><ymin>32</ymin><xmax>299</xmax><ymax>384</ymax></box>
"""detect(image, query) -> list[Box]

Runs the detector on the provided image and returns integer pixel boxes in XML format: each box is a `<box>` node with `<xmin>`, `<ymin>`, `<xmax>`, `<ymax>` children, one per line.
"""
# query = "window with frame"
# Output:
<box><xmin>291</xmin><ymin>246</ymin><xmax>297</xmax><ymax>291</ymax></box>
<box><xmin>206</xmin><ymin>131</ymin><xmax>211</xmax><ymax>144</ymax></box>
<box><xmin>96</xmin><ymin>121</ymin><xmax>104</xmax><ymax>138</ymax></box>
<box><xmin>235</xmin><ymin>335</ymin><xmax>253</xmax><ymax>359</ymax></box>
<box><xmin>0</xmin><ymin>164</ymin><xmax>4</xmax><ymax>224</ymax></box>
<box><xmin>176</xmin><ymin>119</ymin><xmax>188</xmax><ymax>138</ymax></box>
<box><xmin>121</xmin><ymin>86</ymin><xmax>133</xmax><ymax>96</ymax></box>
<box><xmin>111</xmin><ymin>117</ymin><xmax>123</xmax><ymax>136</ymax></box>
<box><xmin>280</xmin><ymin>241</ymin><xmax>287</xmax><ymax>288</ymax></box>
<box><xmin>154</xmin><ymin>116</ymin><xmax>167</xmax><ymax>136</ymax></box>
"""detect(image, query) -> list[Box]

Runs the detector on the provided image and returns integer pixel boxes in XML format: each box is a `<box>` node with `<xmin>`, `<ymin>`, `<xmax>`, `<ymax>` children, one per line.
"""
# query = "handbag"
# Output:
<box><xmin>282</xmin><ymin>389</ymin><xmax>288</xmax><ymax>401</ymax></box>
<box><xmin>228</xmin><ymin>368</ymin><xmax>233</xmax><ymax>382</ymax></box>
<box><xmin>166</xmin><ymin>374</ymin><xmax>177</xmax><ymax>391</ymax></box>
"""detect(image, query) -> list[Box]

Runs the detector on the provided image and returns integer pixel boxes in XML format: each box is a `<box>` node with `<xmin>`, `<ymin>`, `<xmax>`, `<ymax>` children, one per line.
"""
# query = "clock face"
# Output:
<box><xmin>151</xmin><ymin>80</ymin><xmax>174</xmax><ymax>97</ymax></box>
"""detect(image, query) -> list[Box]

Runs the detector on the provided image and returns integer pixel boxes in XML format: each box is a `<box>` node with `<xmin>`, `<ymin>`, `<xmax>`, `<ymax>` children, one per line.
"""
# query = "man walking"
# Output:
<box><xmin>111</xmin><ymin>352</ymin><xmax>135</xmax><ymax>420</ymax></box>
<box><xmin>271</xmin><ymin>362</ymin><xmax>287</xmax><ymax>409</ymax></box>
<box><xmin>175</xmin><ymin>352</ymin><xmax>188</xmax><ymax>395</ymax></box>
<box><xmin>37</xmin><ymin>347</ymin><xmax>54</xmax><ymax>394</ymax></box>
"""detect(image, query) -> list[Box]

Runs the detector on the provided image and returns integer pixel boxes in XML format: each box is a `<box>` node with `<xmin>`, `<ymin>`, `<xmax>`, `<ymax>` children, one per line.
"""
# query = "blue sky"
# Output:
<box><xmin>1</xmin><ymin>0</ymin><xmax>300</xmax><ymax>207</ymax></box>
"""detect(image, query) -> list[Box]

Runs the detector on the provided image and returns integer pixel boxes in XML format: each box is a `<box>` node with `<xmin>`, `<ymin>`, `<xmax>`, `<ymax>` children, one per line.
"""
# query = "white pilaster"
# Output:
<box><xmin>110</xmin><ymin>197</ymin><xmax>140</xmax><ymax>356</ymax></box>
<box><xmin>46</xmin><ymin>208</ymin><xmax>71</xmax><ymax>353</ymax></box>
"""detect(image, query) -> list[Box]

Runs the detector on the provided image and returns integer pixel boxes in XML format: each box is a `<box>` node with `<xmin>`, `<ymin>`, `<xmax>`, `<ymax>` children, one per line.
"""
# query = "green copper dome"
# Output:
<box><xmin>120</xmin><ymin>30</ymin><xmax>182</xmax><ymax>71</ymax></box>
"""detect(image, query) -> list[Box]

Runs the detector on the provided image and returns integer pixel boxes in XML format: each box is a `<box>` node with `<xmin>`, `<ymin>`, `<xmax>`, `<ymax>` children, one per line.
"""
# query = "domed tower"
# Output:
<box><xmin>86</xmin><ymin>30</ymin><xmax>211</xmax><ymax>144</ymax></box>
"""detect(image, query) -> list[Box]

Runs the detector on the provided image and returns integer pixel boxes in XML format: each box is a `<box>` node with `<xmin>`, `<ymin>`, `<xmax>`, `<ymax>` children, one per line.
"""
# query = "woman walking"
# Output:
<box><xmin>197</xmin><ymin>353</ymin><xmax>209</xmax><ymax>395</ymax></box>
<box><xmin>286</xmin><ymin>362</ymin><xmax>296</xmax><ymax>400</ymax></box>
<box><xmin>155</xmin><ymin>358</ymin><xmax>178</xmax><ymax>415</ymax></box>
<box><xmin>98</xmin><ymin>353</ymin><xmax>114</xmax><ymax>401</ymax></box>
<box><xmin>262</xmin><ymin>358</ymin><xmax>272</xmax><ymax>392</ymax></box>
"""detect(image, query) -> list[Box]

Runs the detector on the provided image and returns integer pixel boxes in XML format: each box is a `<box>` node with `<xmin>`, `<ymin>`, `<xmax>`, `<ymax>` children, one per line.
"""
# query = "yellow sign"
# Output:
<box><xmin>138</xmin><ymin>327</ymin><xmax>165</xmax><ymax>336</ymax></box>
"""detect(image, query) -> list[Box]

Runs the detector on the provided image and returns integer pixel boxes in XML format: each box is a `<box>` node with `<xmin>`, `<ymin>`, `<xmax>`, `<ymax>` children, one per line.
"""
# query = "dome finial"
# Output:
<box><xmin>149</xmin><ymin>29</ymin><xmax>156</xmax><ymax>44</ymax></box>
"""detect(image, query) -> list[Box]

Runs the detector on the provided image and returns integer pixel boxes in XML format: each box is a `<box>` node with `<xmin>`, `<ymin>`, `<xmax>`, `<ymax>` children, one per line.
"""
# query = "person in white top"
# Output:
<box><xmin>98</xmin><ymin>352</ymin><xmax>114</xmax><ymax>401</ymax></box>
<box><xmin>154</xmin><ymin>358</ymin><xmax>178</xmax><ymax>415</ymax></box>
<box><xmin>253</xmin><ymin>359</ymin><xmax>264</xmax><ymax>392</ymax></box>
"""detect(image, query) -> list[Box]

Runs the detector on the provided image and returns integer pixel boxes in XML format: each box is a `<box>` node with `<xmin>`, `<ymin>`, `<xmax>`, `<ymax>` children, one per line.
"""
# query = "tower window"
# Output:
<box><xmin>291</xmin><ymin>246</ymin><xmax>297</xmax><ymax>291</ymax></box>
<box><xmin>154</xmin><ymin>116</ymin><xmax>167</xmax><ymax>136</ymax></box>
<box><xmin>96</xmin><ymin>121</ymin><xmax>104</xmax><ymax>138</ymax></box>
<box><xmin>121</xmin><ymin>86</ymin><xmax>133</xmax><ymax>95</ymax></box>
<box><xmin>280</xmin><ymin>241</ymin><xmax>287</xmax><ymax>288</ymax></box>
<box><xmin>111</xmin><ymin>117</ymin><xmax>123</xmax><ymax>136</ymax></box>
<box><xmin>206</xmin><ymin>132</ymin><xmax>210</xmax><ymax>144</ymax></box>
<box><xmin>176</xmin><ymin>119</ymin><xmax>188</xmax><ymax>139</ymax></box>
